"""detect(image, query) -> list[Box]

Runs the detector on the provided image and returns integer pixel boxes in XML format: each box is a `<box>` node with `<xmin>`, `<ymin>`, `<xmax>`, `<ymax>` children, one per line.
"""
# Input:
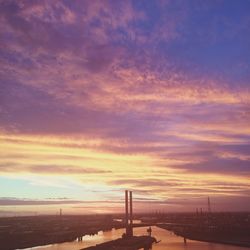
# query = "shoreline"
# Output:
<box><xmin>157</xmin><ymin>225</ymin><xmax>250</xmax><ymax>248</ymax></box>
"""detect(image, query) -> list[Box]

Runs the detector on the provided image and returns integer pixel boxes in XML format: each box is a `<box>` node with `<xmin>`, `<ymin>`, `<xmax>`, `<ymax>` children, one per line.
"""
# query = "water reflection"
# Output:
<box><xmin>24</xmin><ymin>226</ymin><xmax>248</xmax><ymax>250</ymax></box>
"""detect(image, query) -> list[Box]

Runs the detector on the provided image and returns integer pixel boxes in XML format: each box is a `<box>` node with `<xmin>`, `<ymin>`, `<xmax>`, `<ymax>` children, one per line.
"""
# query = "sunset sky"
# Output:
<box><xmin>0</xmin><ymin>0</ymin><xmax>250</xmax><ymax>215</ymax></box>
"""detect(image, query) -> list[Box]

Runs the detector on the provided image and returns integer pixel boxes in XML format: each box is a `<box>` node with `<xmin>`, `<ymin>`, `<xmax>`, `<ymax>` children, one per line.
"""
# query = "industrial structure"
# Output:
<box><xmin>208</xmin><ymin>197</ymin><xmax>211</xmax><ymax>213</ymax></box>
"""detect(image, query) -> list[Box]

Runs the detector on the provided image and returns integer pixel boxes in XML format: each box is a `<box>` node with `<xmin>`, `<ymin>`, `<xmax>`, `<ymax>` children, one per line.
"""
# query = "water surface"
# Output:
<box><xmin>24</xmin><ymin>226</ymin><xmax>248</xmax><ymax>250</ymax></box>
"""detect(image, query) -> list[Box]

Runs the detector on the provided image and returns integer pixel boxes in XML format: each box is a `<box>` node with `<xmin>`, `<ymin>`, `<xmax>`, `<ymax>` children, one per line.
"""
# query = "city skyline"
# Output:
<box><xmin>0</xmin><ymin>0</ymin><xmax>250</xmax><ymax>215</ymax></box>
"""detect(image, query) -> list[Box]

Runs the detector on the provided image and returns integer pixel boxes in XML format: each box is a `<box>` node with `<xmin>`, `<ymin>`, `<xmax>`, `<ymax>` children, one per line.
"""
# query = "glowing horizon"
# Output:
<box><xmin>0</xmin><ymin>0</ymin><xmax>250</xmax><ymax>216</ymax></box>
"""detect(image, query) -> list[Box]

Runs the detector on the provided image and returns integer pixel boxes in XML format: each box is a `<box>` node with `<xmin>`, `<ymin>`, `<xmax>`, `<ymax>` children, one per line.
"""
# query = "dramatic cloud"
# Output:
<box><xmin>0</xmin><ymin>0</ymin><xmax>250</xmax><ymax>213</ymax></box>
<box><xmin>0</xmin><ymin>197</ymin><xmax>82</xmax><ymax>206</ymax></box>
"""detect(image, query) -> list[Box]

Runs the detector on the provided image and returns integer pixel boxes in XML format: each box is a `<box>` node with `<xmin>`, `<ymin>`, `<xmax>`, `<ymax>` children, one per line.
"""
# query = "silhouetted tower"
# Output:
<box><xmin>207</xmin><ymin>196</ymin><xmax>211</xmax><ymax>213</ymax></box>
<box><xmin>60</xmin><ymin>208</ymin><xmax>62</xmax><ymax>217</ymax></box>
<box><xmin>129</xmin><ymin>191</ymin><xmax>133</xmax><ymax>226</ymax></box>
<box><xmin>125</xmin><ymin>190</ymin><xmax>133</xmax><ymax>237</ymax></box>
<box><xmin>125</xmin><ymin>190</ymin><xmax>129</xmax><ymax>227</ymax></box>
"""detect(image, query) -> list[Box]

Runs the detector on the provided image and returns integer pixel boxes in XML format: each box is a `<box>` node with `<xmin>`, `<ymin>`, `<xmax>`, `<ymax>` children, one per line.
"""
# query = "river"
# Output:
<box><xmin>23</xmin><ymin>226</ymin><xmax>248</xmax><ymax>250</ymax></box>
